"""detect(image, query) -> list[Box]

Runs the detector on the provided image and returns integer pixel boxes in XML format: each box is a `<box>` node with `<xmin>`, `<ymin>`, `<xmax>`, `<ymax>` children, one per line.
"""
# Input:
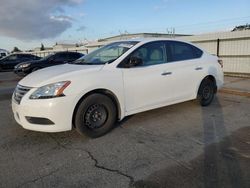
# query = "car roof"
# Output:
<box><xmin>108</xmin><ymin>38</ymin><xmax>196</xmax><ymax>47</ymax></box>
<box><xmin>8</xmin><ymin>53</ymin><xmax>36</xmax><ymax>56</ymax></box>
<box><xmin>121</xmin><ymin>37</ymin><xmax>190</xmax><ymax>43</ymax></box>
<box><xmin>55</xmin><ymin>51</ymin><xmax>80</xmax><ymax>54</ymax></box>
<box><xmin>112</xmin><ymin>38</ymin><xmax>203</xmax><ymax>51</ymax></box>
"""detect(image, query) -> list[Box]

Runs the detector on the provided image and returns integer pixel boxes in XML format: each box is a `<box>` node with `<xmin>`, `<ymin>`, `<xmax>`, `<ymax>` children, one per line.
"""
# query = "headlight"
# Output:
<box><xmin>19</xmin><ymin>63</ymin><xmax>31</xmax><ymax>68</ymax></box>
<box><xmin>30</xmin><ymin>81</ymin><xmax>71</xmax><ymax>99</ymax></box>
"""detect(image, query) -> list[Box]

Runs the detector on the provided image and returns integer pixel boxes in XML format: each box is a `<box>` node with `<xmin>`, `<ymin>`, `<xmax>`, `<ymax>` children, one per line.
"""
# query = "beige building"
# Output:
<box><xmin>85</xmin><ymin>30</ymin><xmax>250</xmax><ymax>76</ymax></box>
<box><xmin>53</xmin><ymin>43</ymin><xmax>77</xmax><ymax>51</ymax></box>
<box><xmin>98</xmin><ymin>32</ymin><xmax>189</xmax><ymax>41</ymax></box>
<box><xmin>180</xmin><ymin>30</ymin><xmax>250</xmax><ymax>76</ymax></box>
<box><xmin>86</xmin><ymin>32</ymin><xmax>189</xmax><ymax>52</ymax></box>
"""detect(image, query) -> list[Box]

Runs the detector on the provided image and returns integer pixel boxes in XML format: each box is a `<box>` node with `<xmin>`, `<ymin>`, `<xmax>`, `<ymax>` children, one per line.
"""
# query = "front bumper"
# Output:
<box><xmin>12</xmin><ymin>91</ymin><xmax>76</xmax><ymax>132</ymax></box>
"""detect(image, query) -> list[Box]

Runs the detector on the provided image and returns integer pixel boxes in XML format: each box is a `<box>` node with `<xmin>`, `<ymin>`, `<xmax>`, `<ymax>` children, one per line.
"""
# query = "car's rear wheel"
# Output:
<box><xmin>75</xmin><ymin>93</ymin><xmax>117</xmax><ymax>138</ymax></box>
<box><xmin>197</xmin><ymin>78</ymin><xmax>216</xmax><ymax>106</ymax></box>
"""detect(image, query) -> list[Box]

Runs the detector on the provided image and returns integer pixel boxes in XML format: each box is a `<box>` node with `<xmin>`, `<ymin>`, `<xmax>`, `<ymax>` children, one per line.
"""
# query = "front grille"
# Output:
<box><xmin>14</xmin><ymin>85</ymin><xmax>31</xmax><ymax>104</ymax></box>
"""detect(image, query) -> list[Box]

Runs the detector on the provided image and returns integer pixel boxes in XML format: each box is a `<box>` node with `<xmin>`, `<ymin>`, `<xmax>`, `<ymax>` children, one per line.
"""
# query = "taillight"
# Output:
<box><xmin>218</xmin><ymin>59</ymin><xmax>223</xmax><ymax>68</ymax></box>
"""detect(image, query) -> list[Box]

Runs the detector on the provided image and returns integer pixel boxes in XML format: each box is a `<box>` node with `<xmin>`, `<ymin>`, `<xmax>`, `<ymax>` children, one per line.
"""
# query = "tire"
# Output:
<box><xmin>74</xmin><ymin>93</ymin><xmax>117</xmax><ymax>138</ymax></box>
<box><xmin>197</xmin><ymin>78</ymin><xmax>216</xmax><ymax>106</ymax></box>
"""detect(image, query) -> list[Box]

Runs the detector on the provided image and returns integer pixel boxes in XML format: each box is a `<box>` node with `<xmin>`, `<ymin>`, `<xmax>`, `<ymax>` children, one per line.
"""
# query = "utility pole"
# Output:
<box><xmin>166</xmin><ymin>27</ymin><xmax>175</xmax><ymax>38</ymax></box>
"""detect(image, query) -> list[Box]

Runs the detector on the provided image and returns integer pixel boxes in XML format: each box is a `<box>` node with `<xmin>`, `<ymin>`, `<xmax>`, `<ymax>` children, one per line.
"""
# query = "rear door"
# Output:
<box><xmin>165</xmin><ymin>41</ymin><xmax>205</xmax><ymax>101</ymax></box>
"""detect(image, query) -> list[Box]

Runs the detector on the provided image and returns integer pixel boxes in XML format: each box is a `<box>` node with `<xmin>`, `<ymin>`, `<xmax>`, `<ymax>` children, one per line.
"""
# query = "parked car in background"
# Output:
<box><xmin>0</xmin><ymin>53</ymin><xmax>7</xmax><ymax>59</ymax></box>
<box><xmin>0</xmin><ymin>49</ymin><xmax>9</xmax><ymax>59</ymax></box>
<box><xmin>12</xmin><ymin>39</ymin><xmax>223</xmax><ymax>138</ymax></box>
<box><xmin>0</xmin><ymin>53</ymin><xmax>40</xmax><ymax>71</ymax></box>
<box><xmin>14</xmin><ymin>51</ymin><xmax>84</xmax><ymax>76</ymax></box>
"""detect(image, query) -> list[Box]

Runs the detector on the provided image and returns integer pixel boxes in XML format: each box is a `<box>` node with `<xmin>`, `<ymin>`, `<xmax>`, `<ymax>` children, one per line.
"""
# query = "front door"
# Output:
<box><xmin>3</xmin><ymin>55</ymin><xmax>19</xmax><ymax>69</ymax></box>
<box><xmin>121</xmin><ymin>41</ymin><xmax>174</xmax><ymax>114</ymax></box>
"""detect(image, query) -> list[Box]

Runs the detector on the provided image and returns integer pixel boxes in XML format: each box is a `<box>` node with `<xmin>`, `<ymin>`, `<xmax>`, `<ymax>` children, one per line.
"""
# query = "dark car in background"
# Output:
<box><xmin>0</xmin><ymin>52</ymin><xmax>7</xmax><ymax>59</ymax></box>
<box><xmin>14</xmin><ymin>51</ymin><xmax>84</xmax><ymax>76</ymax></box>
<box><xmin>0</xmin><ymin>53</ymin><xmax>41</xmax><ymax>71</ymax></box>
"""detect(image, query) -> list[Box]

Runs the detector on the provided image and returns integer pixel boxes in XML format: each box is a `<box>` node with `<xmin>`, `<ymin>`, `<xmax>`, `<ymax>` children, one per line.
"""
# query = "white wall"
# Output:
<box><xmin>179</xmin><ymin>30</ymin><xmax>250</xmax><ymax>75</ymax></box>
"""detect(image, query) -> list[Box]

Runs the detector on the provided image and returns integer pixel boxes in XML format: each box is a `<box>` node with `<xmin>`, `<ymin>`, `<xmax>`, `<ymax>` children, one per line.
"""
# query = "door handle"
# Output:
<box><xmin>195</xmin><ymin>67</ymin><xmax>203</xmax><ymax>70</ymax></box>
<box><xmin>161</xmin><ymin>72</ymin><xmax>172</xmax><ymax>76</ymax></box>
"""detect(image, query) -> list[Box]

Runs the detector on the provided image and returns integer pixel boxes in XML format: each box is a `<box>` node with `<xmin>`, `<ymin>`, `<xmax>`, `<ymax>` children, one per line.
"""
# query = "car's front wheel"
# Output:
<box><xmin>75</xmin><ymin>93</ymin><xmax>117</xmax><ymax>138</ymax></box>
<box><xmin>197</xmin><ymin>78</ymin><xmax>216</xmax><ymax>106</ymax></box>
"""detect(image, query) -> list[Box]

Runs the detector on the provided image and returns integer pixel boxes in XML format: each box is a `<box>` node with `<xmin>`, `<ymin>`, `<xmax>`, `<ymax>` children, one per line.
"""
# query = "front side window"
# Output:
<box><xmin>74</xmin><ymin>41</ymin><xmax>138</xmax><ymax>65</ymax></box>
<box><xmin>24</xmin><ymin>54</ymin><xmax>37</xmax><ymax>59</ymax></box>
<box><xmin>167</xmin><ymin>41</ymin><xmax>202</xmax><ymax>62</ymax></box>
<box><xmin>130</xmin><ymin>42</ymin><xmax>166</xmax><ymax>66</ymax></box>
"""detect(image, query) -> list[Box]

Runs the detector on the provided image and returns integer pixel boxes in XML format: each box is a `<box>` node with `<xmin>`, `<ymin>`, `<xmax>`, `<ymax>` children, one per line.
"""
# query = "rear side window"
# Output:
<box><xmin>54</xmin><ymin>53</ymin><xmax>68</xmax><ymax>62</ymax></box>
<box><xmin>192</xmin><ymin>45</ymin><xmax>203</xmax><ymax>58</ymax></box>
<box><xmin>167</xmin><ymin>41</ymin><xmax>203</xmax><ymax>62</ymax></box>
<box><xmin>68</xmin><ymin>52</ymin><xmax>82</xmax><ymax>61</ymax></box>
<box><xmin>21</xmin><ymin>54</ymin><xmax>35</xmax><ymax>59</ymax></box>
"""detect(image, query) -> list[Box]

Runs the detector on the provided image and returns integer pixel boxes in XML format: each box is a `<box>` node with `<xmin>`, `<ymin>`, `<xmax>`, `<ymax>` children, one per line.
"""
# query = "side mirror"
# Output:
<box><xmin>127</xmin><ymin>56</ymin><xmax>143</xmax><ymax>68</ymax></box>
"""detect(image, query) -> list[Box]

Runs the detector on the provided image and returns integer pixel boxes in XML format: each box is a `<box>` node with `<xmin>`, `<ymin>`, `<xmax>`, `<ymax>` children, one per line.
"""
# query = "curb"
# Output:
<box><xmin>219</xmin><ymin>88</ymin><xmax>250</xmax><ymax>97</ymax></box>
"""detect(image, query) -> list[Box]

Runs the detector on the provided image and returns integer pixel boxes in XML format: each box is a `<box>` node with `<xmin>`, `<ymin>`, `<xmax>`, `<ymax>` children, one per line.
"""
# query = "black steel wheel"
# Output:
<box><xmin>75</xmin><ymin>93</ymin><xmax>117</xmax><ymax>138</ymax></box>
<box><xmin>84</xmin><ymin>104</ymin><xmax>108</xmax><ymax>129</ymax></box>
<box><xmin>197</xmin><ymin>78</ymin><xmax>216</xmax><ymax>106</ymax></box>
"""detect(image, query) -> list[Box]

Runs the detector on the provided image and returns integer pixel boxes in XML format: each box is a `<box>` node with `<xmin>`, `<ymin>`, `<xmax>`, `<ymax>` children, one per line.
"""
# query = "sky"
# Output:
<box><xmin>0</xmin><ymin>0</ymin><xmax>249</xmax><ymax>51</ymax></box>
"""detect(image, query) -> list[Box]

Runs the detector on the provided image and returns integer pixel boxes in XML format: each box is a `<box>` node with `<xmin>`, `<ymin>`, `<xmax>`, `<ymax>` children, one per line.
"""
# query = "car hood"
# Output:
<box><xmin>18</xmin><ymin>63</ymin><xmax>104</xmax><ymax>87</ymax></box>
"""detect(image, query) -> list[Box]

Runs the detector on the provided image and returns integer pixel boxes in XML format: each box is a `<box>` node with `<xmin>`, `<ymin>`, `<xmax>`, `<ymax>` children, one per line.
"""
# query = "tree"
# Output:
<box><xmin>40</xmin><ymin>43</ymin><xmax>45</xmax><ymax>51</ymax></box>
<box><xmin>232</xmin><ymin>24</ymin><xmax>250</xmax><ymax>31</ymax></box>
<box><xmin>75</xmin><ymin>43</ymin><xmax>79</xmax><ymax>47</ymax></box>
<box><xmin>12</xmin><ymin>47</ymin><xmax>21</xmax><ymax>53</ymax></box>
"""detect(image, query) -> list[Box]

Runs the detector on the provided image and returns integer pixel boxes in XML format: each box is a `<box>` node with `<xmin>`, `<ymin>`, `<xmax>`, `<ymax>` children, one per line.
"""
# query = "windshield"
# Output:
<box><xmin>74</xmin><ymin>41</ymin><xmax>138</xmax><ymax>65</ymax></box>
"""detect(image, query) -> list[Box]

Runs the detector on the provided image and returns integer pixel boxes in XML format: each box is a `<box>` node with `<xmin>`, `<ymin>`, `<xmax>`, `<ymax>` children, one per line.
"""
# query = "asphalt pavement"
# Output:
<box><xmin>0</xmin><ymin>72</ymin><xmax>249</xmax><ymax>188</ymax></box>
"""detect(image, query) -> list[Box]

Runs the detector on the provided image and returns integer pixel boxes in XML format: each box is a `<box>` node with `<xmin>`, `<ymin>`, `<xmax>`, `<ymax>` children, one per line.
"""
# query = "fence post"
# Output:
<box><xmin>217</xmin><ymin>38</ymin><xmax>220</xmax><ymax>57</ymax></box>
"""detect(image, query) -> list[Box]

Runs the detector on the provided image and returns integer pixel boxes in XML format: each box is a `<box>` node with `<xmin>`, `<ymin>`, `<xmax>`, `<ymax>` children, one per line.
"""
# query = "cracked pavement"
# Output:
<box><xmin>0</xmin><ymin>72</ymin><xmax>250</xmax><ymax>188</ymax></box>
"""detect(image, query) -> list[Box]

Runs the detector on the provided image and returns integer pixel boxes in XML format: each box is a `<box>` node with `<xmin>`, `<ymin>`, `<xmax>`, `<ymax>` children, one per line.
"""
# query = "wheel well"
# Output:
<box><xmin>72</xmin><ymin>89</ymin><xmax>121</xmax><ymax>128</ymax></box>
<box><xmin>201</xmin><ymin>75</ymin><xmax>217</xmax><ymax>93</ymax></box>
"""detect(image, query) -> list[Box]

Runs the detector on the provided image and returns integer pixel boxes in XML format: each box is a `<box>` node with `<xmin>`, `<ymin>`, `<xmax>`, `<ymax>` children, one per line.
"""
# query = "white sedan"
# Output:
<box><xmin>12</xmin><ymin>39</ymin><xmax>224</xmax><ymax>137</ymax></box>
